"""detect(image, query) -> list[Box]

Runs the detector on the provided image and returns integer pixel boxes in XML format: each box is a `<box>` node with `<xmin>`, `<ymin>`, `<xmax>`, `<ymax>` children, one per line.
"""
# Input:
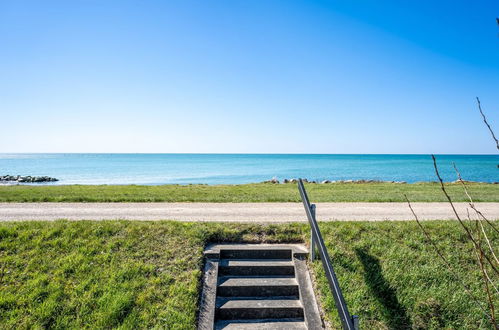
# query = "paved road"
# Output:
<box><xmin>1</xmin><ymin>202</ymin><xmax>498</xmax><ymax>222</ymax></box>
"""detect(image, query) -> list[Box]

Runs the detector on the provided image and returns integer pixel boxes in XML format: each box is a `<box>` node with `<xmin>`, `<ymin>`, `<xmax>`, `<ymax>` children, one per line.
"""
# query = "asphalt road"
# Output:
<box><xmin>1</xmin><ymin>202</ymin><xmax>498</xmax><ymax>222</ymax></box>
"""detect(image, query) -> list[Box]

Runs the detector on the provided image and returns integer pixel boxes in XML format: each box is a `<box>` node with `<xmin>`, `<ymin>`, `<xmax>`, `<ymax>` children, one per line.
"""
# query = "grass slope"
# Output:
<box><xmin>0</xmin><ymin>182</ymin><xmax>497</xmax><ymax>202</ymax></box>
<box><xmin>1</xmin><ymin>221</ymin><xmax>496</xmax><ymax>329</ymax></box>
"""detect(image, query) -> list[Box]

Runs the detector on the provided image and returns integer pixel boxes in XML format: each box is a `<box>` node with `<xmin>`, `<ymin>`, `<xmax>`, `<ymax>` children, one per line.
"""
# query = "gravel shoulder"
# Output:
<box><xmin>1</xmin><ymin>202</ymin><xmax>498</xmax><ymax>222</ymax></box>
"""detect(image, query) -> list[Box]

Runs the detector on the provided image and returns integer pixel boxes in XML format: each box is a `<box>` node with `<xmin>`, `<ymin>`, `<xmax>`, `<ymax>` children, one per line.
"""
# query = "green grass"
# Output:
<box><xmin>1</xmin><ymin>220</ymin><xmax>496</xmax><ymax>329</ymax></box>
<box><xmin>0</xmin><ymin>182</ymin><xmax>498</xmax><ymax>202</ymax></box>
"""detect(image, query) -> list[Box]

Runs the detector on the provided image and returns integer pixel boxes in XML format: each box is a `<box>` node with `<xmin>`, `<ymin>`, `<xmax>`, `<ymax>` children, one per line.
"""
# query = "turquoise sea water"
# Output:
<box><xmin>0</xmin><ymin>154</ymin><xmax>497</xmax><ymax>185</ymax></box>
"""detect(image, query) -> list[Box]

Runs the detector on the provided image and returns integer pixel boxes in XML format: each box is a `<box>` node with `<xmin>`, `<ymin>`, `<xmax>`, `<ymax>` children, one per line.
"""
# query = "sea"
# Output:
<box><xmin>0</xmin><ymin>154</ymin><xmax>497</xmax><ymax>185</ymax></box>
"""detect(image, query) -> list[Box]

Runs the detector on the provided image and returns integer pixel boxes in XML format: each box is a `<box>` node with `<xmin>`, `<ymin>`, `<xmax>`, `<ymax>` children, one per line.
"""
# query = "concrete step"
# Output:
<box><xmin>199</xmin><ymin>244</ymin><xmax>324</xmax><ymax>329</ymax></box>
<box><xmin>217</xmin><ymin>277</ymin><xmax>299</xmax><ymax>297</ymax></box>
<box><xmin>220</xmin><ymin>249</ymin><xmax>292</xmax><ymax>260</ymax></box>
<box><xmin>216</xmin><ymin>297</ymin><xmax>304</xmax><ymax>320</ymax></box>
<box><xmin>218</xmin><ymin>259</ymin><xmax>295</xmax><ymax>276</ymax></box>
<box><xmin>214</xmin><ymin>319</ymin><xmax>307</xmax><ymax>329</ymax></box>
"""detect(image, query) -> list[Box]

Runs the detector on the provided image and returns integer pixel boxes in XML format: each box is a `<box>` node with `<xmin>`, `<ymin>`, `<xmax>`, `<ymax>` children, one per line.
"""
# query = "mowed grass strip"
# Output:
<box><xmin>0</xmin><ymin>182</ymin><xmax>498</xmax><ymax>202</ymax></box>
<box><xmin>0</xmin><ymin>221</ymin><xmax>304</xmax><ymax>329</ymax></box>
<box><xmin>1</xmin><ymin>221</ymin><xmax>496</xmax><ymax>329</ymax></box>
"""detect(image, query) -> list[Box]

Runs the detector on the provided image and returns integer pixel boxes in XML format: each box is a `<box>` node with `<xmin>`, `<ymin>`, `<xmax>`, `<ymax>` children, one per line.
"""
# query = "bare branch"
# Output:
<box><xmin>479</xmin><ymin>217</ymin><xmax>499</xmax><ymax>267</ymax></box>
<box><xmin>468</xmin><ymin>210</ymin><xmax>499</xmax><ymax>296</ymax></box>
<box><xmin>454</xmin><ymin>163</ymin><xmax>499</xmax><ymax>265</ymax></box>
<box><xmin>476</xmin><ymin>97</ymin><xmax>499</xmax><ymax>150</ymax></box>
<box><xmin>432</xmin><ymin>155</ymin><xmax>499</xmax><ymax>276</ymax></box>
<box><xmin>404</xmin><ymin>195</ymin><xmax>491</xmax><ymax>318</ymax></box>
<box><xmin>475</xmin><ymin>220</ymin><xmax>498</xmax><ymax>328</ymax></box>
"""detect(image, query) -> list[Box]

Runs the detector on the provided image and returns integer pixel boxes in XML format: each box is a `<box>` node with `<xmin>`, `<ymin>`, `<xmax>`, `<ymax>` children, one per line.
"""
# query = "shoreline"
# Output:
<box><xmin>1</xmin><ymin>179</ymin><xmax>498</xmax><ymax>186</ymax></box>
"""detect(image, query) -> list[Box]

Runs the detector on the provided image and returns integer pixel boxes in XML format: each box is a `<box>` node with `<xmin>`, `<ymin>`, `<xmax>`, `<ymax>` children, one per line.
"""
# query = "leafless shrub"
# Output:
<box><xmin>406</xmin><ymin>160</ymin><xmax>498</xmax><ymax>327</ymax></box>
<box><xmin>432</xmin><ymin>155</ymin><xmax>498</xmax><ymax>277</ymax></box>
<box><xmin>405</xmin><ymin>98</ymin><xmax>499</xmax><ymax>328</ymax></box>
<box><xmin>404</xmin><ymin>195</ymin><xmax>490</xmax><ymax>316</ymax></box>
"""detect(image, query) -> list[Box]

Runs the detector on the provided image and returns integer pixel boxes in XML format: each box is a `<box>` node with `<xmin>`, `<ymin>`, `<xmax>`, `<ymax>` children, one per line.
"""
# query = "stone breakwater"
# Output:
<box><xmin>263</xmin><ymin>178</ymin><xmax>497</xmax><ymax>184</ymax></box>
<box><xmin>0</xmin><ymin>175</ymin><xmax>58</xmax><ymax>183</ymax></box>
<box><xmin>263</xmin><ymin>178</ymin><xmax>408</xmax><ymax>184</ymax></box>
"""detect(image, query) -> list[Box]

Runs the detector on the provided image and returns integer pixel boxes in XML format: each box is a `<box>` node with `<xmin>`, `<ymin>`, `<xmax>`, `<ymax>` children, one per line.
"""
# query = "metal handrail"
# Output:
<box><xmin>298</xmin><ymin>179</ymin><xmax>359</xmax><ymax>330</ymax></box>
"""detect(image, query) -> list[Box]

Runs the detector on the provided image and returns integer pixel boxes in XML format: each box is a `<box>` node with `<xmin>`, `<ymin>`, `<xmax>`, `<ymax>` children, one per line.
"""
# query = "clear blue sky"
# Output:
<box><xmin>1</xmin><ymin>0</ymin><xmax>498</xmax><ymax>153</ymax></box>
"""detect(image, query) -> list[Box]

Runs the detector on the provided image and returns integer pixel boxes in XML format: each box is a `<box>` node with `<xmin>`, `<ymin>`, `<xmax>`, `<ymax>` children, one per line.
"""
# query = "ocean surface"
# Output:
<box><xmin>0</xmin><ymin>154</ymin><xmax>497</xmax><ymax>185</ymax></box>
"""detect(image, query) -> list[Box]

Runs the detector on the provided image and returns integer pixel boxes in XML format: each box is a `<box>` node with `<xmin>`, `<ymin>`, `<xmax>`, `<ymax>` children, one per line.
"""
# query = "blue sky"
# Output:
<box><xmin>1</xmin><ymin>0</ymin><xmax>498</xmax><ymax>153</ymax></box>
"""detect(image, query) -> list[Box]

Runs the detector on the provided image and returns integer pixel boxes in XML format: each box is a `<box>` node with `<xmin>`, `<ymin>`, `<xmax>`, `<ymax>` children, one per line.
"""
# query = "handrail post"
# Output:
<box><xmin>352</xmin><ymin>315</ymin><xmax>359</xmax><ymax>330</ymax></box>
<box><xmin>310</xmin><ymin>204</ymin><xmax>317</xmax><ymax>260</ymax></box>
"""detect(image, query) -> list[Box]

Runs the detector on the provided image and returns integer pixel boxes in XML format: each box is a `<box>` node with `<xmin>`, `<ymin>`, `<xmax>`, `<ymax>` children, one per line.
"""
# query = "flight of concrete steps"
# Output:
<box><xmin>199</xmin><ymin>244</ymin><xmax>323</xmax><ymax>329</ymax></box>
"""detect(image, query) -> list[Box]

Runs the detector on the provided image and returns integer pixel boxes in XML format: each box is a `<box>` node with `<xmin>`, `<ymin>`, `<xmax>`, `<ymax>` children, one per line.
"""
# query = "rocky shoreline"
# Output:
<box><xmin>0</xmin><ymin>175</ymin><xmax>58</xmax><ymax>183</ymax></box>
<box><xmin>263</xmin><ymin>178</ymin><xmax>407</xmax><ymax>184</ymax></box>
<box><xmin>262</xmin><ymin>178</ymin><xmax>497</xmax><ymax>184</ymax></box>
<box><xmin>0</xmin><ymin>175</ymin><xmax>494</xmax><ymax>185</ymax></box>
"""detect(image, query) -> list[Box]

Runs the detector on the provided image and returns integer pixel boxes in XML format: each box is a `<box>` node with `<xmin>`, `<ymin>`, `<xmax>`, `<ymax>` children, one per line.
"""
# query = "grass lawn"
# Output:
<box><xmin>1</xmin><ymin>220</ymin><xmax>496</xmax><ymax>329</ymax></box>
<box><xmin>0</xmin><ymin>182</ymin><xmax>498</xmax><ymax>202</ymax></box>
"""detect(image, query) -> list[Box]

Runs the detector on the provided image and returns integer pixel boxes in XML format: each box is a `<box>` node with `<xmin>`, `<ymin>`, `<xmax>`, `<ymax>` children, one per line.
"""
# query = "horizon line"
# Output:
<box><xmin>0</xmin><ymin>152</ymin><xmax>497</xmax><ymax>156</ymax></box>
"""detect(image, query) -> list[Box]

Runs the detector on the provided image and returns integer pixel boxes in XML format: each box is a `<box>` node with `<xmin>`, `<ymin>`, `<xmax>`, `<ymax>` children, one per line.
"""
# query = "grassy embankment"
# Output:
<box><xmin>1</xmin><ymin>220</ymin><xmax>496</xmax><ymax>329</ymax></box>
<box><xmin>0</xmin><ymin>182</ymin><xmax>498</xmax><ymax>202</ymax></box>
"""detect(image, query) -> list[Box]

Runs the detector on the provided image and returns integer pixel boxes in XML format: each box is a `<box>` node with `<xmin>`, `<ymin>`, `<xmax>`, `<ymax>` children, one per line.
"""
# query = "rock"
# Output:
<box><xmin>321</xmin><ymin>180</ymin><xmax>331</xmax><ymax>184</ymax></box>
<box><xmin>0</xmin><ymin>175</ymin><xmax>58</xmax><ymax>183</ymax></box>
<box><xmin>283</xmin><ymin>179</ymin><xmax>289</xmax><ymax>183</ymax></box>
<box><xmin>451</xmin><ymin>179</ymin><xmax>478</xmax><ymax>184</ymax></box>
<box><xmin>289</xmin><ymin>179</ymin><xmax>297</xmax><ymax>183</ymax></box>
